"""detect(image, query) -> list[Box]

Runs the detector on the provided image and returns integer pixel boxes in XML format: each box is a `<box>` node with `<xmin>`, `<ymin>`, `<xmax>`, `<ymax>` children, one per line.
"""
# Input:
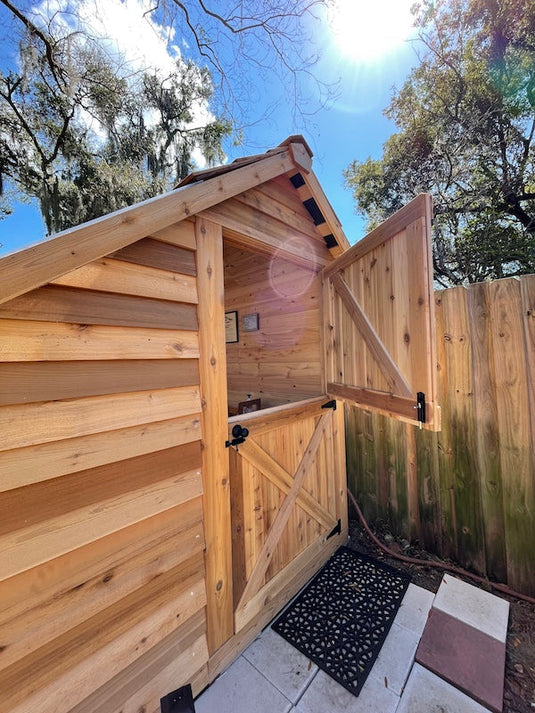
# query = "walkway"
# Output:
<box><xmin>195</xmin><ymin>573</ymin><xmax>509</xmax><ymax>713</ymax></box>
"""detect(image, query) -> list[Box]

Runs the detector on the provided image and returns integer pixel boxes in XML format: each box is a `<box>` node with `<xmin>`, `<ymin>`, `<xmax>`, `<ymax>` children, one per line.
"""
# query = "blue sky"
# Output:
<box><xmin>0</xmin><ymin>0</ymin><xmax>421</xmax><ymax>255</ymax></box>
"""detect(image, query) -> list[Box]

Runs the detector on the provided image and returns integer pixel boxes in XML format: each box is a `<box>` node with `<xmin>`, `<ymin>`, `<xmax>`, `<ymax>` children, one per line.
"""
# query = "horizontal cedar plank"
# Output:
<box><xmin>226</xmin><ymin>361</ymin><xmax>321</xmax><ymax>379</ymax></box>
<box><xmin>1</xmin><ymin>554</ymin><xmax>207</xmax><ymax>713</ymax></box>
<box><xmin>69</xmin><ymin>612</ymin><xmax>208</xmax><ymax>712</ymax></box>
<box><xmin>228</xmin><ymin>394</ymin><xmax>293</xmax><ymax>410</ymax></box>
<box><xmin>0</xmin><ymin>285</ymin><xmax>199</xmax><ymax>330</ymax></box>
<box><xmin>235</xmin><ymin>187</ymin><xmax>318</xmax><ymax>238</ymax></box>
<box><xmin>0</xmin><ymin>359</ymin><xmax>199</xmax><ymax>405</ymax></box>
<box><xmin>0</xmin><ymin>319</ymin><xmax>199</xmax><ymax>361</ymax></box>
<box><xmin>202</xmin><ymin>200</ymin><xmax>331</xmax><ymax>266</ymax></box>
<box><xmin>0</xmin><ymin>500</ymin><xmax>204</xmax><ymax>669</ymax></box>
<box><xmin>226</xmin><ymin>328</ymin><xmax>320</xmax><ymax>351</ymax></box>
<box><xmin>0</xmin><ymin>446</ymin><xmax>202</xmax><ymax>580</ymax></box>
<box><xmin>0</xmin><ymin>149</ymin><xmax>296</xmax><ymax>305</ymax></box>
<box><xmin>149</xmin><ymin>220</ymin><xmax>196</xmax><ymax>250</ymax></box>
<box><xmin>0</xmin><ymin>441</ymin><xmax>201</xmax><ymax>535</ymax></box>
<box><xmin>227</xmin><ymin>372</ymin><xmax>321</xmax><ymax>390</ymax></box>
<box><xmin>53</xmin><ymin>258</ymin><xmax>199</xmax><ymax>304</ymax></box>
<box><xmin>0</xmin><ymin>498</ymin><xmax>202</xmax><ymax>620</ymax></box>
<box><xmin>218</xmin><ymin>195</ymin><xmax>330</xmax><ymax>258</ymax></box>
<box><xmin>224</xmin><ymin>291</ymin><xmax>319</xmax><ymax>317</ymax></box>
<box><xmin>224</xmin><ymin>268</ymin><xmax>319</xmax><ymax>303</ymax></box>
<box><xmin>226</xmin><ymin>345</ymin><xmax>321</xmax><ymax>364</ymax></box>
<box><xmin>229</xmin><ymin>389</ymin><xmax>320</xmax><ymax>406</ymax></box>
<box><xmin>227</xmin><ymin>397</ymin><xmax>326</xmax><ymax>433</ymax></box>
<box><xmin>253</xmin><ymin>177</ymin><xmax>313</xmax><ymax>220</ymax></box>
<box><xmin>247</xmin><ymin>309</ymin><xmax>321</xmax><ymax>332</ymax></box>
<box><xmin>227</xmin><ymin>380</ymin><xmax>321</xmax><ymax>397</ymax></box>
<box><xmin>0</xmin><ymin>385</ymin><xmax>201</xmax><ymax>451</ymax></box>
<box><xmin>112</xmin><ymin>237</ymin><xmax>196</xmax><ymax>275</ymax></box>
<box><xmin>324</xmin><ymin>194</ymin><xmax>430</xmax><ymax>277</ymax></box>
<box><xmin>222</xmin><ymin>227</ymin><xmax>325</xmax><ymax>271</ymax></box>
<box><xmin>328</xmin><ymin>382</ymin><xmax>437</xmax><ymax>427</ymax></box>
<box><xmin>0</xmin><ymin>414</ymin><xmax>202</xmax><ymax>493</ymax></box>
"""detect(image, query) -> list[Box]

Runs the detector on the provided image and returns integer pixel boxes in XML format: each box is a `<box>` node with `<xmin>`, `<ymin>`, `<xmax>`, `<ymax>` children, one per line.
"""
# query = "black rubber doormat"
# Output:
<box><xmin>272</xmin><ymin>546</ymin><xmax>411</xmax><ymax>697</ymax></box>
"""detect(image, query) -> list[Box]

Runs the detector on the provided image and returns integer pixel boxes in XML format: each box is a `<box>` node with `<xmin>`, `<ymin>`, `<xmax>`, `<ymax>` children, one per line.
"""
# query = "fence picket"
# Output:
<box><xmin>346</xmin><ymin>275</ymin><xmax>535</xmax><ymax>595</ymax></box>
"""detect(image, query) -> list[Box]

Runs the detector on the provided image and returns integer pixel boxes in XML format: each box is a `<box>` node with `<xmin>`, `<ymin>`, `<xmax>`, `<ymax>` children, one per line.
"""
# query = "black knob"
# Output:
<box><xmin>232</xmin><ymin>424</ymin><xmax>249</xmax><ymax>439</ymax></box>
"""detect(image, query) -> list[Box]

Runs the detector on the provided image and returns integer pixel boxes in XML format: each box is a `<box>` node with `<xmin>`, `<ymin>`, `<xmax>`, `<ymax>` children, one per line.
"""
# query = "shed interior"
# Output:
<box><xmin>224</xmin><ymin>239</ymin><xmax>324</xmax><ymax>413</ymax></box>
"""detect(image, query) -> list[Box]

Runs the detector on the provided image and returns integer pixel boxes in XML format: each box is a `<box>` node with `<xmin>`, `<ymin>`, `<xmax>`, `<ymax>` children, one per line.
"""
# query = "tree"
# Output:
<box><xmin>153</xmin><ymin>0</ymin><xmax>335</xmax><ymax>126</ymax></box>
<box><xmin>0</xmin><ymin>1</ymin><xmax>230</xmax><ymax>233</ymax></box>
<box><xmin>344</xmin><ymin>0</ymin><xmax>535</xmax><ymax>285</ymax></box>
<box><xmin>1</xmin><ymin>0</ymin><xmax>335</xmax><ymax>137</ymax></box>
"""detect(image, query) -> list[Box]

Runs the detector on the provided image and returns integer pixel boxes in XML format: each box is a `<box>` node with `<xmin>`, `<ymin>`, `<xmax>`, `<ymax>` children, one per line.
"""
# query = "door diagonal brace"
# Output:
<box><xmin>330</xmin><ymin>272</ymin><xmax>412</xmax><ymax>397</ymax></box>
<box><xmin>236</xmin><ymin>410</ymin><xmax>333</xmax><ymax>611</ymax></box>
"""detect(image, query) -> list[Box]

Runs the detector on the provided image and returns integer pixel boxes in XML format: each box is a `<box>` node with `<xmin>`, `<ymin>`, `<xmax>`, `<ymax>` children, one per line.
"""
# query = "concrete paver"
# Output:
<box><xmin>432</xmin><ymin>574</ymin><xmax>509</xmax><ymax>642</ymax></box>
<box><xmin>243</xmin><ymin>627</ymin><xmax>318</xmax><ymax>704</ymax></box>
<box><xmin>396</xmin><ymin>663</ymin><xmax>493</xmax><ymax>713</ymax></box>
<box><xmin>195</xmin><ymin>655</ymin><xmax>293</xmax><ymax>713</ymax></box>
<box><xmin>294</xmin><ymin>669</ymin><xmax>399</xmax><ymax>713</ymax></box>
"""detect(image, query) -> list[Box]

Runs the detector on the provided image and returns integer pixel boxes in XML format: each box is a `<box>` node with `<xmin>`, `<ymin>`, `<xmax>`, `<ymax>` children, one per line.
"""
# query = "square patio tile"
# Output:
<box><xmin>416</xmin><ymin>608</ymin><xmax>505</xmax><ymax>712</ymax></box>
<box><xmin>367</xmin><ymin>622</ymin><xmax>420</xmax><ymax>695</ymax></box>
<box><xmin>432</xmin><ymin>574</ymin><xmax>509</xmax><ymax>642</ymax></box>
<box><xmin>294</xmin><ymin>669</ymin><xmax>399</xmax><ymax>713</ymax></box>
<box><xmin>397</xmin><ymin>663</ymin><xmax>493</xmax><ymax>713</ymax></box>
<box><xmin>195</xmin><ymin>655</ymin><xmax>293</xmax><ymax>713</ymax></box>
<box><xmin>393</xmin><ymin>583</ymin><xmax>435</xmax><ymax>637</ymax></box>
<box><xmin>243</xmin><ymin>627</ymin><xmax>318</xmax><ymax>704</ymax></box>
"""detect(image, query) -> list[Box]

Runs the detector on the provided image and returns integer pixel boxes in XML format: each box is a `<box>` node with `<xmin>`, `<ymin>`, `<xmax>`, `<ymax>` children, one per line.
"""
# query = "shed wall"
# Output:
<box><xmin>0</xmin><ymin>223</ymin><xmax>209</xmax><ymax>712</ymax></box>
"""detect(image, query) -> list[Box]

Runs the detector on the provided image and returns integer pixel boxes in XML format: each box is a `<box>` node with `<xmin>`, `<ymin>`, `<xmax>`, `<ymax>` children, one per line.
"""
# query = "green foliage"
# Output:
<box><xmin>344</xmin><ymin>0</ymin><xmax>535</xmax><ymax>285</ymax></box>
<box><xmin>0</xmin><ymin>21</ymin><xmax>230</xmax><ymax>234</ymax></box>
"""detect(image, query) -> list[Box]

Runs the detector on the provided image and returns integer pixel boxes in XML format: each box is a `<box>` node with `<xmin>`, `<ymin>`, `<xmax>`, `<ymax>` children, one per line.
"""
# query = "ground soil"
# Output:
<box><xmin>347</xmin><ymin>518</ymin><xmax>535</xmax><ymax>713</ymax></box>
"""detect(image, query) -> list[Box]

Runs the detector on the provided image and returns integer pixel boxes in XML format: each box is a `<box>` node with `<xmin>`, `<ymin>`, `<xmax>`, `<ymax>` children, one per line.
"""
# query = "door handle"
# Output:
<box><xmin>225</xmin><ymin>424</ymin><xmax>249</xmax><ymax>449</ymax></box>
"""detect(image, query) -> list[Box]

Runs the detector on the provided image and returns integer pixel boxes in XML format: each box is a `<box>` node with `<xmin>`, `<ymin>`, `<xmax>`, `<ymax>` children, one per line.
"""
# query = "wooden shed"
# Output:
<box><xmin>0</xmin><ymin>136</ymin><xmax>439</xmax><ymax>713</ymax></box>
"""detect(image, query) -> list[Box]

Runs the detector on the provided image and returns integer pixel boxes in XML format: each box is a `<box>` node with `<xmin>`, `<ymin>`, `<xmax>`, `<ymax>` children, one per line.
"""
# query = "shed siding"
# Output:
<box><xmin>0</xmin><ymin>222</ymin><xmax>209</xmax><ymax>712</ymax></box>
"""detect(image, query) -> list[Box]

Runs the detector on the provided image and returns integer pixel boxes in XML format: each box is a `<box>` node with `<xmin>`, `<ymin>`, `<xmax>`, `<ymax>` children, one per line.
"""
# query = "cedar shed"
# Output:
<box><xmin>0</xmin><ymin>136</ymin><xmax>439</xmax><ymax>713</ymax></box>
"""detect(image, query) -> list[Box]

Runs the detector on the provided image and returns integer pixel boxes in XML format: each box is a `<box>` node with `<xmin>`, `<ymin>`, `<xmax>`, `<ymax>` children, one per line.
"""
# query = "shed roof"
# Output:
<box><xmin>0</xmin><ymin>135</ymin><xmax>350</xmax><ymax>305</ymax></box>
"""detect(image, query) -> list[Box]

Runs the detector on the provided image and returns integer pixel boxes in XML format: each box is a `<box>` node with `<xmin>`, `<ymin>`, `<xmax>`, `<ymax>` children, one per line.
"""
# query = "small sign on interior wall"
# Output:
<box><xmin>241</xmin><ymin>312</ymin><xmax>259</xmax><ymax>332</ymax></box>
<box><xmin>225</xmin><ymin>310</ymin><xmax>238</xmax><ymax>343</ymax></box>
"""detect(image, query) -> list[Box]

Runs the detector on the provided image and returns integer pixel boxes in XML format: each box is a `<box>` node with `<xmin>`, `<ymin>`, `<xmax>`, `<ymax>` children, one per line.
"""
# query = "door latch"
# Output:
<box><xmin>225</xmin><ymin>424</ymin><xmax>249</xmax><ymax>450</ymax></box>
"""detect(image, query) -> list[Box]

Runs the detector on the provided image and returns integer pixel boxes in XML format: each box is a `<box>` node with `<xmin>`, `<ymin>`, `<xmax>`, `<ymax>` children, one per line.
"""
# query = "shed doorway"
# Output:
<box><xmin>222</xmin><ymin>237</ymin><xmax>348</xmax><ymax>635</ymax></box>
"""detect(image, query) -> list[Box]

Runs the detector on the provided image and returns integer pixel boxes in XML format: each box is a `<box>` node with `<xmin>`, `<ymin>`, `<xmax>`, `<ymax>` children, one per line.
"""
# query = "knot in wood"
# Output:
<box><xmin>216</xmin><ymin>579</ymin><xmax>223</xmax><ymax>592</ymax></box>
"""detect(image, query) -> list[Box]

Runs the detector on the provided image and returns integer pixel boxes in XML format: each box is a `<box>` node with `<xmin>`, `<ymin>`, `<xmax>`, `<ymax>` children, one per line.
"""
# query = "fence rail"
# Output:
<box><xmin>345</xmin><ymin>274</ymin><xmax>535</xmax><ymax>596</ymax></box>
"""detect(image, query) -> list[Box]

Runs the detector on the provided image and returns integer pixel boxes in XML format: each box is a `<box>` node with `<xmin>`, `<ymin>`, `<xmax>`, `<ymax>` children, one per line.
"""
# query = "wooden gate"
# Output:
<box><xmin>228</xmin><ymin>397</ymin><xmax>347</xmax><ymax>631</ymax></box>
<box><xmin>323</xmin><ymin>194</ymin><xmax>440</xmax><ymax>430</ymax></box>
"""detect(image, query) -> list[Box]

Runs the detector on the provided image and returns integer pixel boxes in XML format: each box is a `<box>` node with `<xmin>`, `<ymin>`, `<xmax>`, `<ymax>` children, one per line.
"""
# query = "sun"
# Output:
<box><xmin>328</xmin><ymin>0</ymin><xmax>417</xmax><ymax>63</ymax></box>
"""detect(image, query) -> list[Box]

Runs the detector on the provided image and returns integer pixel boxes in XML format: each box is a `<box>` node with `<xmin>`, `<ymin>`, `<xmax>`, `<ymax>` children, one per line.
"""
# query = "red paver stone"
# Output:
<box><xmin>415</xmin><ymin>608</ymin><xmax>505</xmax><ymax>713</ymax></box>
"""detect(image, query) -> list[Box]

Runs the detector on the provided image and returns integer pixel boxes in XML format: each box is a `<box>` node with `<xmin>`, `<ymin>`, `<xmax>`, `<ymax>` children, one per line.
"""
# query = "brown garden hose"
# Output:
<box><xmin>348</xmin><ymin>488</ymin><xmax>535</xmax><ymax>606</ymax></box>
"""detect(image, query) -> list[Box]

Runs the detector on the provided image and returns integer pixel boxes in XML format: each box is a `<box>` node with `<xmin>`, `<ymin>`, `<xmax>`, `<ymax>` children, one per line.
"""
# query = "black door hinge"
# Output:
<box><xmin>322</xmin><ymin>399</ymin><xmax>337</xmax><ymax>411</ymax></box>
<box><xmin>326</xmin><ymin>519</ymin><xmax>341</xmax><ymax>540</ymax></box>
<box><xmin>416</xmin><ymin>392</ymin><xmax>426</xmax><ymax>424</ymax></box>
<box><xmin>161</xmin><ymin>684</ymin><xmax>195</xmax><ymax>713</ymax></box>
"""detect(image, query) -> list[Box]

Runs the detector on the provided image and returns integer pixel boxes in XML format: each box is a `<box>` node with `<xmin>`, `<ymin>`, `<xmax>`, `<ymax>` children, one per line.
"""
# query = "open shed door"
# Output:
<box><xmin>323</xmin><ymin>194</ymin><xmax>439</xmax><ymax>430</ymax></box>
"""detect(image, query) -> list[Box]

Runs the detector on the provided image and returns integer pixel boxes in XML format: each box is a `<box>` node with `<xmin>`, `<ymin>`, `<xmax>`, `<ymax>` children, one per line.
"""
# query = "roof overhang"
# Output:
<box><xmin>0</xmin><ymin>136</ymin><xmax>350</xmax><ymax>305</ymax></box>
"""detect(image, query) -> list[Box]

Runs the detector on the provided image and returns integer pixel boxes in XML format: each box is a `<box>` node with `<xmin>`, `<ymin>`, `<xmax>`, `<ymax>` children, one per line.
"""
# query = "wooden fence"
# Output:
<box><xmin>345</xmin><ymin>274</ymin><xmax>535</xmax><ymax>596</ymax></box>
